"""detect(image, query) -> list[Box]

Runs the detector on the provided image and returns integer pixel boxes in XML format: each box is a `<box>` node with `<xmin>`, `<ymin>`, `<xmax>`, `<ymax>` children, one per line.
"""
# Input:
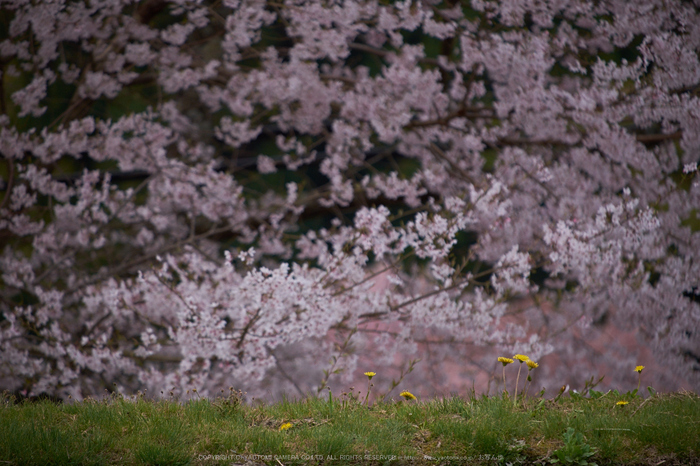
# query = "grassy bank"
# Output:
<box><xmin>1</xmin><ymin>387</ymin><xmax>698</xmax><ymax>466</ymax></box>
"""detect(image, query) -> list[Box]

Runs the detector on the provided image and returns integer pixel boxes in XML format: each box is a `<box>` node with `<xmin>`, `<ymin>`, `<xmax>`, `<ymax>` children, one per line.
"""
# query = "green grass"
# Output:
<box><xmin>1</xmin><ymin>389</ymin><xmax>698</xmax><ymax>465</ymax></box>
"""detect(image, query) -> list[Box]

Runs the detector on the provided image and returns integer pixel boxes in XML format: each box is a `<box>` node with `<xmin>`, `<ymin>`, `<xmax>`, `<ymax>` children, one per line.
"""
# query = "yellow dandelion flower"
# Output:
<box><xmin>279</xmin><ymin>422</ymin><xmax>293</xmax><ymax>431</ymax></box>
<box><xmin>400</xmin><ymin>391</ymin><xmax>417</xmax><ymax>401</ymax></box>
<box><xmin>511</xmin><ymin>355</ymin><xmax>529</xmax><ymax>407</ymax></box>
<box><xmin>616</xmin><ymin>401</ymin><xmax>629</xmax><ymax>406</ymax></box>
<box><xmin>526</xmin><ymin>359</ymin><xmax>539</xmax><ymax>369</ymax></box>
<box><xmin>498</xmin><ymin>357</ymin><xmax>514</xmax><ymax>366</ymax></box>
<box><xmin>635</xmin><ymin>365</ymin><xmax>645</xmax><ymax>391</ymax></box>
<box><xmin>363</xmin><ymin>372</ymin><xmax>377</xmax><ymax>406</ymax></box>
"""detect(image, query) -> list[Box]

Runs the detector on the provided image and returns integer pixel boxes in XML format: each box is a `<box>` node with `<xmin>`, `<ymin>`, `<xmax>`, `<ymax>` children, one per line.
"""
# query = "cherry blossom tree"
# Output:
<box><xmin>0</xmin><ymin>0</ymin><xmax>698</xmax><ymax>401</ymax></box>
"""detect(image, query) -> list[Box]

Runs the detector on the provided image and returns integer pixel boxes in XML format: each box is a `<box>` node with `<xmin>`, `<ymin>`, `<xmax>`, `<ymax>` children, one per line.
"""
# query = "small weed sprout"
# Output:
<box><xmin>555</xmin><ymin>385</ymin><xmax>569</xmax><ymax>402</ymax></box>
<box><xmin>214</xmin><ymin>387</ymin><xmax>245</xmax><ymax>414</ymax></box>
<box><xmin>347</xmin><ymin>387</ymin><xmax>359</xmax><ymax>406</ymax></box>
<box><xmin>1</xmin><ymin>390</ymin><xmax>16</xmax><ymax>406</ymax></box>
<box><xmin>550</xmin><ymin>427</ymin><xmax>598</xmax><ymax>466</ymax></box>
<box><xmin>327</xmin><ymin>387</ymin><xmax>333</xmax><ymax>414</ymax></box>
<box><xmin>507</xmin><ymin>438</ymin><xmax>528</xmax><ymax>464</ymax></box>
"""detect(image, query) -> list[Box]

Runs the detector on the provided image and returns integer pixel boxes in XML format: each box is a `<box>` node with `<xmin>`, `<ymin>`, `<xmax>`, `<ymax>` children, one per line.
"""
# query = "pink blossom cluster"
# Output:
<box><xmin>0</xmin><ymin>0</ymin><xmax>698</xmax><ymax>400</ymax></box>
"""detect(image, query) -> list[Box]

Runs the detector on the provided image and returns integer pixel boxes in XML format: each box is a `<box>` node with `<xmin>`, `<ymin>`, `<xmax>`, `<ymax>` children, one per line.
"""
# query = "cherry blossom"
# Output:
<box><xmin>0</xmin><ymin>0</ymin><xmax>698</xmax><ymax>401</ymax></box>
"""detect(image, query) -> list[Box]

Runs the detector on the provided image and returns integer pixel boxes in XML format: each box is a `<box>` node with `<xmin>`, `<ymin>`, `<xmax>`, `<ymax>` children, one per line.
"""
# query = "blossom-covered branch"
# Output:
<box><xmin>0</xmin><ymin>0</ymin><xmax>698</xmax><ymax>400</ymax></box>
